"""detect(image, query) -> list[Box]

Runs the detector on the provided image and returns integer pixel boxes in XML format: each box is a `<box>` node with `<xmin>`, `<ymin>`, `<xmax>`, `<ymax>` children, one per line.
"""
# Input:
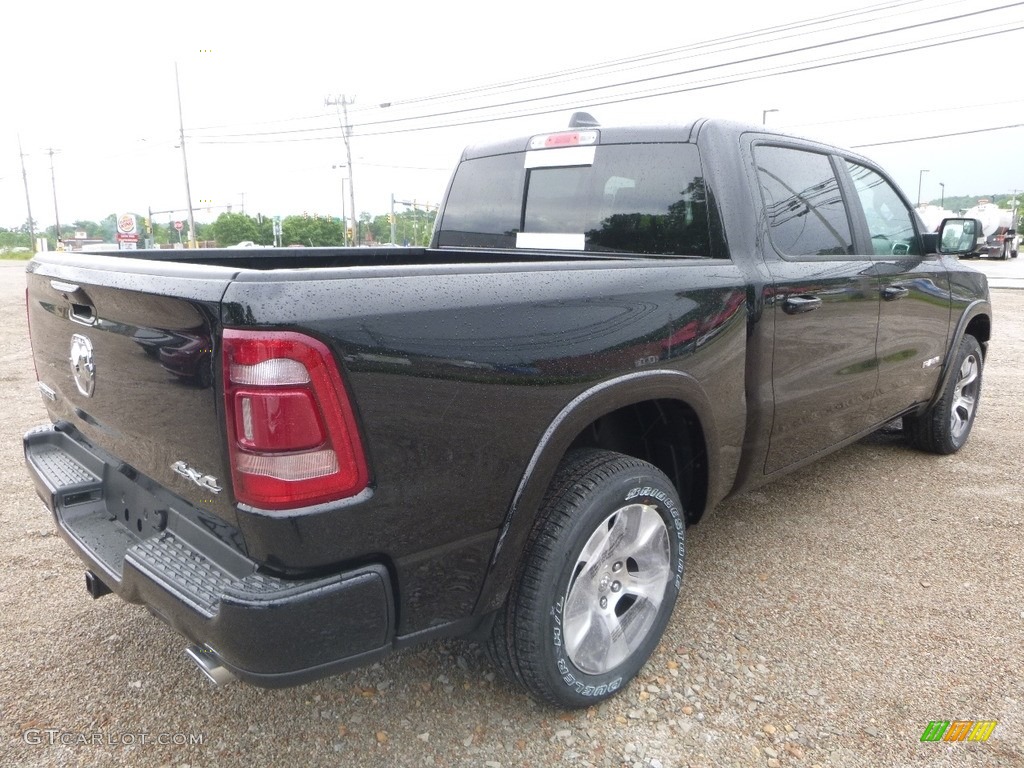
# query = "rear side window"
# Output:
<box><xmin>754</xmin><ymin>145</ymin><xmax>854</xmax><ymax>258</ymax></box>
<box><xmin>437</xmin><ymin>143</ymin><xmax>711</xmax><ymax>257</ymax></box>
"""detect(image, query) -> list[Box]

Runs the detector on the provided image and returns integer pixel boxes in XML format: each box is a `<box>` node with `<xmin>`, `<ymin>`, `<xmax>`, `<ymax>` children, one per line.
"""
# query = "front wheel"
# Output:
<box><xmin>489</xmin><ymin>449</ymin><xmax>685</xmax><ymax>708</ymax></box>
<box><xmin>904</xmin><ymin>335</ymin><xmax>984</xmax><ymax>454</ymax></box>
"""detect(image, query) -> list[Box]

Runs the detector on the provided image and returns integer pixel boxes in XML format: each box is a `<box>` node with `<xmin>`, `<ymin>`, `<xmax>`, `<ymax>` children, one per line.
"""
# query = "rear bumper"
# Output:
<box><xmin>23</xmin><ymin>423</ymin><xmax>394</xmax><ymax>687</ymax></box>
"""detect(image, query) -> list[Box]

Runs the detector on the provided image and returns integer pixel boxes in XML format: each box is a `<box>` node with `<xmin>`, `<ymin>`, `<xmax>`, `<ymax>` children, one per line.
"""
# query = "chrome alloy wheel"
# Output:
<box><xmin>950</xmin><ymin>352</ymin><xmax>980</xmax><ymax>442</ymax></box>
<box><xmin>562</xmin><ymin>503</ymin><xmax>672</xmax><ymax>676</ymax></box>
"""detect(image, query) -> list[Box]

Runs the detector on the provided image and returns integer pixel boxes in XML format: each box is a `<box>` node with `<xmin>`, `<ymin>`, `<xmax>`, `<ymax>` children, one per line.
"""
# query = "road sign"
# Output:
<box><xmin>115</xmin><ymin>214</ymin><xmax>139</xmax><ymax>244</ymax></box>
<box><xmin>174</xmin><ymin>221</ymin><xmax>184</xmax><ymax>232</ymax></box>
<box><xmin>117</xmin><ymin>213</ymin><xmax>137</xmax><ymax>235</ymax></box>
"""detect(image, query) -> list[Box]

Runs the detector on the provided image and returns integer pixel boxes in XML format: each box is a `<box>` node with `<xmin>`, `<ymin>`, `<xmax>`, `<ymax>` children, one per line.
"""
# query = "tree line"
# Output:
<box><xmin>1</xmin><ymin>207</ymin><xmax>438</xmax><ymax>252</ymax></box>
<box><xmin>925</xmin><ymin>193</ymin><xmax>1021</xmax><ymax>214</ymax></box>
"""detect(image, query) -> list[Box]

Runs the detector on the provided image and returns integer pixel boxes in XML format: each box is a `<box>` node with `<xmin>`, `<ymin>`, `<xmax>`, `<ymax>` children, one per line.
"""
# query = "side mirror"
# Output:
<box><xmin>937</xmin><ymin>218</ymin><xmax>983</xmax><ymax>255</ymax></box>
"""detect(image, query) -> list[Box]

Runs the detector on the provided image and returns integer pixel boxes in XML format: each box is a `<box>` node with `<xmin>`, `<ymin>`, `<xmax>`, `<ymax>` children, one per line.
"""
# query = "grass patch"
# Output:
<box><xmin>0</xmin><ymin>251</ymin><xmax>34</xmax><ymax>260</ymax></box>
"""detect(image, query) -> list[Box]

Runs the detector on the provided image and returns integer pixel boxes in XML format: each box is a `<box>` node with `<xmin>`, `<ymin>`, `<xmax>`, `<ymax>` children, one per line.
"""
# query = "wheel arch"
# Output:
<box><xmin>927</xmin><ymin>299</ymin><xmax>991</xmax><ymax>411</ymax></box>
<box><xmin>474</xmin><ymin>370</ymin><xmax>725</xmax><ymax>615</ymax></box>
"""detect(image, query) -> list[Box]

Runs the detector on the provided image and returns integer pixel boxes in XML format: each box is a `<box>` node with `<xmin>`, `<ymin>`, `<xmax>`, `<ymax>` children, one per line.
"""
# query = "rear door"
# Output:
<box><xmin>841</xmin><ymin>160</ymin><xmax>951</xmax><ymax>420</ymax></box>
<box><xmin>752</xmin><ymin>143</ymin><xmax>881</xmax><ymax>474</ymax></box>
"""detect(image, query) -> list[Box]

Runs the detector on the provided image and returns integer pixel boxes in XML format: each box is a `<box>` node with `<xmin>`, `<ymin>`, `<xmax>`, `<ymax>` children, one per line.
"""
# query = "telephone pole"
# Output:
<box><xmin>175</xmin><ymin>62</ymin><xmax>198</xmax><ymax>248</ymax></box>
<box><xmin>18</xmin><ymin>135</ymin><xmax>35</xmax><ymax>250</ymax></box>
<box><xmin>326</xmin><ymin>94</ymin><xmax>357</xmax><ymax>245</ymax></box>
<box><xmin>47</xmin><ymin>148</ymin><xmax>62</xmax><ymax>246</ymax></box>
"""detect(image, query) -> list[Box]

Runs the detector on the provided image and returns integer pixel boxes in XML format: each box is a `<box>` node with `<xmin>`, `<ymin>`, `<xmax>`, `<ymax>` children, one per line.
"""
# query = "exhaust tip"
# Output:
<box><xmin>85</xmin><ymin>570</ymin><xmax>112</xmax><ymax>599</ymax></box>
<box><xmin>185</xmin><ymin>645</ymin><xmax>236</xmax><ymax>687</ymax></box>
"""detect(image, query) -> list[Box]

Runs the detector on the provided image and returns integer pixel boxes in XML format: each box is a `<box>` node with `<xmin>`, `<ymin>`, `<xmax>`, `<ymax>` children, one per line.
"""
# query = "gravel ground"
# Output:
<box><xmin>0</xmin><ymin>260</ymin><xmax>1021</xmax><ymax>767</ymax></box>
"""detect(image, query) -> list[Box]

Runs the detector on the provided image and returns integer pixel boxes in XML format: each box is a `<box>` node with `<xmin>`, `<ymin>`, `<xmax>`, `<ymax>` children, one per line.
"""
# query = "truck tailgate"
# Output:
<box><xmin>25</xmin><ymin>255</ymin><xmax>239</xmax><ymax>527</ymax></box>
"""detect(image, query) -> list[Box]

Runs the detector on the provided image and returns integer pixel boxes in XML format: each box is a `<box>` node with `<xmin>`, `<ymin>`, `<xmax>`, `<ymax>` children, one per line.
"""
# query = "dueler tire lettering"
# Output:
<box><xmin>487</xmin><ymin>449</ymin><xmax>686</xmax><ymax>709</ymax></box>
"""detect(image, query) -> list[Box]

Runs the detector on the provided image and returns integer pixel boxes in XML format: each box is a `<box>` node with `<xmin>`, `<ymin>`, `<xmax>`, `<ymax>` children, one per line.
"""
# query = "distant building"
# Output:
<box><xmin>64</xmin><ymin>231</ymin><xmax>108</xmax><ymax>251</ymax></box>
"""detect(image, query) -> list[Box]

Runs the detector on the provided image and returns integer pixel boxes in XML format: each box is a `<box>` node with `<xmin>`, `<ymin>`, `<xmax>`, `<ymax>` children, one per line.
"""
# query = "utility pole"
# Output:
<box><xmin>175</xmin><ymin>62</ymin><xmax>198</xmax><ymax>248</ymax></box>
<box><xmin>916</xmin><ymin>169</ymin><xmax>929</xmax><ymax>208</ymax></box>
<box><xmin>326</xmin><ymin>94</ymin><xmax>357</xmax><ymax>245</ymax></box>
<box><xmin>332</xmin><ymin>165</ymin><xmax>348</xmax><ymax>246</ymax></box>
<box><xmin>47</xmin><ymin>148</ymin><xmax>62</xmax><ymax>247</ymax></box>
<box><xmin>18</xmin><ymin>135</ymin><xmax>35</xmax><ymax>251</ymax></box>
<box><xmin>390</xmin><ymin>193</ymin><xmax>396</xmax><ymax>244</ymax></box>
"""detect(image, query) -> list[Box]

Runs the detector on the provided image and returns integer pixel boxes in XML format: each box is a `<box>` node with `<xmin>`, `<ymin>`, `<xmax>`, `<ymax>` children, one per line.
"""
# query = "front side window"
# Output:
<box><xmin>754</xmin><ymin>145</ymin><xmax>854</xmax><ymax>258</ymax></box>
<box><xmin>437</xmin><ymin>143</ymin><xmax>711</xmax><ymax>257</ymax></box>
<box><xmin>845</xmin><ymin>161</ymin><xmax>921</xmax><ymax>257</ymax></box>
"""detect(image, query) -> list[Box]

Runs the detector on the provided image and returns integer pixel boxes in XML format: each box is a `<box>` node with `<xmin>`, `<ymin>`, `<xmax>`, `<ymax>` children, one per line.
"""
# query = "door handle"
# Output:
<box><xmin>69</xmin><ymin>303</ymin><xmax>96</xmax><ymax>326</ymax></box>
<box><xmin>782</xmin><ymin>295</ymin><xmax>822</xmax><ymax>315</ymax></box>
<box><xmin>882</xmin><ymin>285</ymin><xmax>910</xmax><ymax>301</ymax></box>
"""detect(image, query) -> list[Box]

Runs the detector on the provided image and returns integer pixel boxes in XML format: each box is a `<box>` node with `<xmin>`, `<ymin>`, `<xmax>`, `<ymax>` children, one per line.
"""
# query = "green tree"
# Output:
<box><xmin>369</xmin><ymin>214</ymin><xmax>390</xmax><ymax>243</ymax></box>
<box><xmin>98</xmin><ymin>213</ymin><xmax>118</xmax><ymax>242</ymax></box>
<box><xmin>211</xmin><ymin>212</ymin><xmax>259</xmax><ymax>247</ymax></box>
<box><xmin>253</xmin><ymin>214</ymin><xmax>274</xmax><ymax>245</ymax></box>
<box><xmin>70</xmin><ymin>219</ymin><xmax>102</xmax><ymax>238</ymax></box>
<box><xmin>0</xmin><ymin>227</ymin><xmax>33</xmax><ymax>251</ymax></box>
<box><xmin>396</xmin><ymin>208</ymin><xmax>436</xmax><ymax>246</ymax></box>
<box><xmin>282</xmin><ymin>215</ymin><xmax>344</xmax><ymax>246</ymax></box>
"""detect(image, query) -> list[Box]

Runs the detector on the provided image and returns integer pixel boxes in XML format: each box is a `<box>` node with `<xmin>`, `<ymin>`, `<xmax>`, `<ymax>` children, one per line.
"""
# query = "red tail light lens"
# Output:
<box><xmin>222</xmin><ymin>329</ymin><xmax>369</xmax><ymax>510</ymax></box>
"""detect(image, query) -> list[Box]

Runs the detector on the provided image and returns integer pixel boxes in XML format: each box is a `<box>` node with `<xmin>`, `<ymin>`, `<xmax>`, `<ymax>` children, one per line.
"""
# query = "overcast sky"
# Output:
<box><xmin>2</xmin><ymin>0</ymin><xmax>1023</xmax><ymax>232</ymax></box>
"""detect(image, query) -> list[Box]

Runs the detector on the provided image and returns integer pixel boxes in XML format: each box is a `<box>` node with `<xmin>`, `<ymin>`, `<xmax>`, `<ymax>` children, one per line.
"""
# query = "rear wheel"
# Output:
<box><xmin>488</xmin><ymin>449</ymin><xmax>685</xmax><ymax>708</ymax></box>
<box><xmin>904</xmin><ymin>335</ymin><xmax>983</xmax><ymax>454</ymax></box>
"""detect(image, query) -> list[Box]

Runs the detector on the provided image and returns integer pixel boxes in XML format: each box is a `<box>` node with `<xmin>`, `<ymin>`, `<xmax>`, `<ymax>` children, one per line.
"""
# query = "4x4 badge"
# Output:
<box><xmin>69</xmin><ymin>334</ymin><xmax>96</xmax><ymax>397</ymax></box>
<box><xmin>171</xmin><ymin>461</ymin><xmax>223</xmax><ymax>494</ymax></box>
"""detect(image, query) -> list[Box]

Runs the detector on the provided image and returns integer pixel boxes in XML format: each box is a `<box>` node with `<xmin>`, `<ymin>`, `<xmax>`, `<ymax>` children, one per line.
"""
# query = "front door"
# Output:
<box><xmin>843</xmin><ymin>160</ymin><xmax>951</xmax><ymax>421</ymax></box>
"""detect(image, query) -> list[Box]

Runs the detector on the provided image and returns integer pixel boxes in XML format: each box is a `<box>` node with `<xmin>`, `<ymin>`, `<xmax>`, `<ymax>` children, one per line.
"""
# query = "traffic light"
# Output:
<box><xmin>387</xmin><ymin>213</ymin><xmax>393</xmax><ymax>224</ymax></box>
<box><xmin>347</xmin><ymin>226</ymin><xmax>353</xmax><ymax>241</ymax></box>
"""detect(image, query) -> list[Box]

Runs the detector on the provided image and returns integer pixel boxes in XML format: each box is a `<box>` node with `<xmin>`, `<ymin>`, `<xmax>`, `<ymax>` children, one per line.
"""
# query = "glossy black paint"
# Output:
<box><xmin>23</xmin><ymin>118</ymin><xmax>991</xmax><ymax>683</ymax></box>
<box><xmin>25</xmin><ymin>257</ymin><xmax>241</xmax><ymax>531</ymax></box>
<box><xmin>221</xmin><ymin>258</ymin><xmax>749</xmax><ymax>631</ymax></box>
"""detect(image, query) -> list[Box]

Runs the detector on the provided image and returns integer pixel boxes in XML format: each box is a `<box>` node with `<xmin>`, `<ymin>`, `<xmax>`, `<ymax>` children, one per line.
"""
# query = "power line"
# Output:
<box><xmin>182</xmin><ymin>0</ymin><xmax>932</xmax><ymax>138</ymax></box>
<box><xmin>192</xmin><ymin>22</ymin><xmax>1024</xmax><ymax>145</ymax></box>
<box><xmin>196</xmin><ymin>2</ymin><xmax>934</xmax><ymax>139</ymax></box>
<box><xmin>192</xmin><ymin>2</ymin><xmax>1024</xmax><ymax>143</ymax></box>
<box><xmin>360</xmin><ymin>0</ymin><xmax>935</xmax><ymax>113</ymax></box>
<box><xmin>791</xmin><ymin>96</ymin><xmax>1024</xmax><ymax>130</ymax></box>
<box><xmin>351</xmin><ymin>2</ymin><xmax>1024</xmax><ymax>132</ymax></box>
<box><xmin>852</xmin><ymin>122</ymin><xmax>1024</xmax><ymax>148</ymax></box>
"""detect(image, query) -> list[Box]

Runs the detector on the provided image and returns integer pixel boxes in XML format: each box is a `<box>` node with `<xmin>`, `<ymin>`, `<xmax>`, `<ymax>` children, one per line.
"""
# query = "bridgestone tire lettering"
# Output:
<box><xmin>487</xmin><ymin>449</ymin><xmax>686</xmax><ymax>709</ymax></box>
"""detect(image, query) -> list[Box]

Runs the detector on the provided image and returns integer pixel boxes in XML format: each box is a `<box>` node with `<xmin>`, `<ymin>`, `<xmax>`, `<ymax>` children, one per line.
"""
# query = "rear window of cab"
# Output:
<box><xmin>437</xmin><ymin>142</ymin><xmax>712</xmax><ymax>258</ymax></box>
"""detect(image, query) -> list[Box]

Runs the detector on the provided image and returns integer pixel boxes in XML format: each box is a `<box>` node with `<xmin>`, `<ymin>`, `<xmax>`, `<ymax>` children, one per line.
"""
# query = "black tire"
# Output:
<box><xmin>488</xmin><ymin>449</ymin><xmax>685</xmax><ymax>708</ymax></box>
<box><xmin>904</xmin><ymin>335</ymin><xmax>983</xmax><ymax>454</ymax></box>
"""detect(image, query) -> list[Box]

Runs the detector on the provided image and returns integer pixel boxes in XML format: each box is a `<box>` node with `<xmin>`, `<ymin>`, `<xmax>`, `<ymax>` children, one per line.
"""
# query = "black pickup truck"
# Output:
<box><xmin>23</xmin><ymin>118</ymin><xmax>990</xmax><ymax>708</ymax></box>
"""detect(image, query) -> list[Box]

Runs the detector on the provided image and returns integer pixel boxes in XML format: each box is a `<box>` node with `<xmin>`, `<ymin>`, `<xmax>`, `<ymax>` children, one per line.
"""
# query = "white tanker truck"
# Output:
<box><xmin>960</xmin><ymin>199</ymin><xmax>1018</xmax><ymax>259</ymax></box>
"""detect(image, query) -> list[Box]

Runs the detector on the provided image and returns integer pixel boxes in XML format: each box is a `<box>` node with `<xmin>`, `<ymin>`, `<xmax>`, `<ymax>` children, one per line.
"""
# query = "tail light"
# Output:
<box><xmin>222</xmin><ymin>329</ymin><xmax>369</xmax><ymax>510</ymax></box>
